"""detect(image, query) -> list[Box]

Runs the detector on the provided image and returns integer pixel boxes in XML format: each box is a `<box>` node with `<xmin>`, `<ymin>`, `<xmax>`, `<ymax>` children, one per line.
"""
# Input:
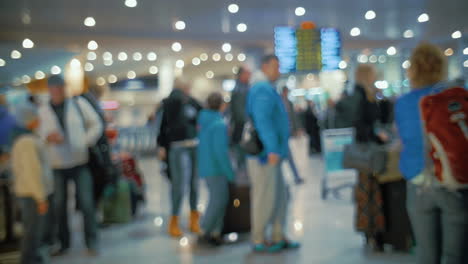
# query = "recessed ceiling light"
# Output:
<box><xmin>200</xmin><ymin>53</ymin><xmax>208</xmax><ymax>61</ymax></box>
<box><xmin>387</xmin><ymin>46</ymin><xmax>397</xmax><ymax>56</ymax></box>
<box><xmin>70</xmin><ymin>58</ymin><xmax>81</xmax><ymax>68</ymax></box>
<box><xmin>104</xmin><ymin>60</ymin><xmax>113</xmax><ymax>66</ymax></box>
<box><xmin>102</xmin><ymin>52</ymin><xmax>112</xmax><ymax>60</ymax></box>
<box><xmin>22</xmin><ymin>75</ymin><xmax>31</xmax><ymax>84</ymax></box>
<box><xmin>149</xmin><ymin>66</ymin><xmax>158</xmax><ymax>74</ymax></box>
<box><xmin>365</xmin><ymin>10</ymin><xmax>376</xmax><ymax>20</ymax></box>
<box><xmin>212</xmin><ymin>53</ymin><xmax>221</xmax><ymax>61</ymax></box>
<box><xmin>127</xmin><ymin>71</ymin><xmax>136</xmax><ymax>79</ymax></box>
<box><xmin>96</xmin><ymin>77</ymin><xmax>106</xmax><ymax>86</ymax></box>
<box><xmin>12</xmin><ymin>78</ymin><xmax>22</xmax><ymax>86</ymax></box>
<box><xmin>237</xmin><ymin>23</ymin><xmax>247</xmax><ymax>32</ymax></box>
<box><xmin>118</xmin><ymin>52</ymin><xmax>128</xmax><ymax>61</ymax></box>
<box><xmin>206</xmin><ymin>71</ymin><xmax>214</xmax><ymax>79</ymax></box>
<box><xmin>295</xmin><ymin>7</ymin><xmax>306</xmax><ymax>17</ymax></box>
<box><xmin>463</xmin><ymin>47</ymin><xmax>468</xmax><ymax>55</ymax></box>
<box><xmin>222</xmin><ymin>43</ymin><xmax>232</xmax><ymax>53</ymax></box>
<box><xmin>451</xmin><ymin>31</ymin><xmax>462</xmax><ymax>39</ymax></box>
<box><xmin>444</xmin><ymin>48</ymin><xmax>454</xmax><ymax>56</ymax></box>
<box><xmin>172</xmin><ymin>42</ymin><xmax>182</xmax><ymax>52</ymax></box>
<box><xmin>35</xmin><ymin>71</ymin><xmax>45</xmax><ymax>79</ymax></box>
<box><xmin>84</xmin><ymin>17</ymin><xmax>96</xmax><ymax>27</ymax></box>
<box><xmin>228</xmin><ymin>4</ymin><xmax>239</xmax><ymax>14</ymax></box>
<box><xmin>237</xmin><ymin>53</ymin><xmax>246</xmax><ymax>61</ymax></box>
<box><xmin>51</xmin><ymin>65</ymin><xmax>61</xmax><ymax>74</ymax></box>
<box><xmin>84</xmin><ymin>62</ymin><xmax>94</xmax><ymax>72</ymax></box>
<box><xmin>11</xmin><ymin>50</ymin><xmax>22</xmax><ymax>59</ymax></box>
<box><xmin>88</xmin><ymin>40</ymin><xmax>98</xmax><ymax>50</ymax></box>
<box><xmin>357</xmin><ymin>54</ymin><xmax>368</xmax><ymax>63</ymax></box>
<box><xmin>0</xmin><ymin>58</ymin><xmax>6</xmax><ymax>67</ymax></box>
<box><xmin>192</xmin><ymin>57</ymin><xmax>201</xmax><ymax>66</ymax></box>
<box><xmin>402</xmin><ymin>60</ymin><xmax>411</xmax><ymax>69</ymax></box>
<box><xmin>225</xmin><ymin>53</ymin><xmax>234</xmax><ymax>61</ymax></box>
<box><xmin>403</xmin><ymin>29</ymin><xmax>414</xmax><ymax>38</ymax></box>
<box><xmin>350</xmin><ymin>27</ymin><xmax>361</xmax><ymax>37</ymax></box>
<box><xmin>418</xmin><ymin>13</ymin><xmax>429</xmax><ymax>23</ymax></box>
<box><xmin>464</xmin><ymin>60</ymin><xmax>468</xmax><ymax>68</ymax></box>
<box><xmin>22</xmin><ymin>38</ymin><xmax>34</xmax><ymax>49</ymax></box>
<box><xmin>147</xmin><ymin>52</ymin><xmax>157</xmax><ymax>61</ymax></box>
<box><xmin>369</xmin><ymin>55</ymin><xmax>378</xmax><ymax>63</ymax></box>
<box><xmin>175</xmin><ymin>21</ymin><xmax>186</xmax><ymax>31</ymax></box>
<box><xmin>175</xmin><ymin>60</ymin><xmax>185</xmax><ymax>68</ymax></box>
<box><xmin>87</xmin><ymin>52</ymin><xmax>97</xmax><ymax>61</ymax></box>
<box><xmin>133</xmin><ymin>52</ymin><xmax>142</xmax><ymax>61</ymax></box>
<box><xmin>125</xmin><ymin>0</ymin><xmax>137</xmax><ymax>8</ymax></box>
<box><xmin>232</xmin><ymin>66</ymin><xmax>239</xmax><ymax>74</ymax></box>
<box><xmin>338</xmin><ymin>61</ymin><xmax>347</xmax><ymax>69</ymax></box>
<box><xmin>108</xmin><ymin>74</ymin><xmax>118</xmax><ymax>84</ymax></box>
<box><xmin>378</xmin><ymin>55</ymin><xmax>387</xmax><ymax>63</ymax></box>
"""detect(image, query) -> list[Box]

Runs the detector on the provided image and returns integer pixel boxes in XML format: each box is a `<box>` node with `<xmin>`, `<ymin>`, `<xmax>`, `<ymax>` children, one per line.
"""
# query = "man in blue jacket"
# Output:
<box><xmin>247</xmin><ymin>55</ymin><xmax>300</xmax><ymax>253</ymax></box>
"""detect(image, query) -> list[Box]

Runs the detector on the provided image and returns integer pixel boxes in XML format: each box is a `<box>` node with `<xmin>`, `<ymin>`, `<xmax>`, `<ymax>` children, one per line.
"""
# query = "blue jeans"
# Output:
<box><xmin>202</xmin><ymin>176</ymin><xmax>229</xmax><ymax>236</ymax></box>
<box><xmin>287</xmin><ymin>145</ymin><xmax>301</xmax><ymax>182</ymax></box>
<box><xmin>407</xmin><ymin>183</ymin><xmax>468</xmax><ymax>264</ymax></box>
<box><xmin>18</xmin><ymin>197</ymin><xmax>48</xmax><ymax>264</ymax></box>
<box><xmin>169</xmin><ymin>146</ymin><xmax>198</xmax><ymax>216</ymax></box>
<box><xmin>53</xmin><ymin>165</ymin><xmax>98</xmax><ymax>250</ymax></box>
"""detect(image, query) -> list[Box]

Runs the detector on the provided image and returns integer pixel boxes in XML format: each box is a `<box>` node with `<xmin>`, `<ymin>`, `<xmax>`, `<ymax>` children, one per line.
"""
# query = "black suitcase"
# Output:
<box><xmin>222</xmin><ymin>184</ymin><xmax>251</xmax><ymax>234</ymax></box>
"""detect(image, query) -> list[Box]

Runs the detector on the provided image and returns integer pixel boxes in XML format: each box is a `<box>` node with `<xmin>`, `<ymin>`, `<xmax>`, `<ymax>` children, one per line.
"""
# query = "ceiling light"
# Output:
<box><xmin>378</xmin><ymin>55</ymin><xmax>387</xmax><ymax>63</ymax></box>
<box><xmin>200</xmin><ymin>53</ymin><xmax>208</xmax><ymax>61</ymax></box>
<box><xmin>225</xmin><ymin>53</ymin><xmax>234</xmax><ymax>61</ymax></box>
<box><xmin>96</xmin><ymin>77</ymin><xmax>106</xmax><ymax>86</ymax></box>
<box><xmin>232</xmin><ymin>66</ymin><xmax>239</xmax><ymax>74</ymax></box>
<box><xmin>84</xmin><ymin>62</ymin><xmax>94</xmax><ymax>72</ymax></box>
<box><xmin>369</xmin><ymin>55</ymin><xmax>378</xmax><ymax>63</ymax></box>
<box><xmin>375</xmin><ymin>80</ymin><xmax>389</xmax><ymax>89</ymax></box>
<box><xmin>12</xmin><ymin>78</ymin><xmax>22</xmax><ymax>86</ymax></box>
<box><xmin>338</xmin><ymin>61</ymin><xmax>347</xmax><ymax>69</ymax></box>
<box><xmin>127</xmin><ymin>71</ymin><xmax>136</xmax><ymax>79</ymax></box>
<box><xmin>365</xmin><ymin>10</ymin><xmax>376</xmax><ymax>20</ymax></box>
<box><xmin>35</xmin><ymin>71</ymin><xmax>45</xmax><ymax>79</ymax></box>
<box><xmin>192</xmin><ymin>57</ymin><xmax>201</xmax><ymax>66</ymax></box>
<box><xmin>147</xmin><ymin>52</ymin><xmax>157</xmax><ymax>61</ymax></box>
<box><xmin>22</xmin><ymin>38</ymin><xmax>34</xmax><ymax>49</ymax></box>
<box><xmin>444</xmin><ymin>48</ymin><xmax>454</xmax><ymax>56</ymax></box>
<box><xmin>228</xmin><ymin>4</ymin><xmax>239</xmax><ymax>14</ymax></box>
<box><xmin>357</xmin><ymin>54</ymin><xmax>368</xmax><ymax>63</ymax></box>
<box><xmin>172</xmin><ymin>42</ymin><xmax>182</xmax><ymax>52</ymax></box>
<box><xmin>125</xmin><ymin>0</ymin><xmax>137</xmax><ymax>8</ymax></box>
<box><xmin>11</xmin><ymin>50</ymin><xmax>22</xmax><ymax>59</ymax></box>
<box><xmin>149</xmin><ymin>66</ymin><xmax>158</xmax><ymax>74</ymax></box>
<box><xmin>108</xmin><ymin>75</ymin><xmax>118</xmax><ymax>84</ymax></box>
<box><xmin>88</xmin><ymin>40</ymin><xmax>98</xmax><ymax>50</ymax></box>
<box><xmin>403</xmin><ymin>29</ymin><xmax>414</xmax><ymax>38</ymax></box>
<box><xmin>387</xmin><ymin>46</ymin><xmax>397</xmax><ymax>56</ymax></box>
<box><xmin>418</xmin><ymin>13</ymin><xmax>429</xmax><ymax>23</ymax></box>
<box><xmin>87</xmin><ymin>52</ymin><xmax>97</xmax><ymax>61</ymax></box>
<box><xmin>0</xmin><ymin>59</ymin><xmax>6</xmax><ymax>67</ymax></box>
<box><xmin>350</xmin><ymin>27</ymin><xmax>361</xmax><ymax>37</ymax></box>
<box><xmin>175</xmin><ymin>21</ymin><xmax>186</xmax><ymax>31</ymax></box>
<box><xmin>175</xmin><ymin>60</ymin><xmax>185</xmax><ymax>68</ymax></box>
<box><xmin>237</xmin><ymin>53</ymin><xmax>246</xmax><ymax>62</ymax></box>
<box><xmin>22</xmin><ymin>75</ymin><xmax>31</xmax><ymax>84</ymax></box>
<box><xmin>84</xmin><ymin>17</ymin><xmax>96</xmax><ymax>27</ymax></box>
<box><xmin>51</xmin><ymin>65</ymin><xmax>61</xmax><ymax>75</ymax></box>
<box><xmin>463</xmin><ymin>47</ymin><xmax>468</xmax><ymax>55</ymax></box>
<box><xmin>464</xmin><ymin>60</ymin><xmax>468</xmax><ymax>68</ymax></box>
<box><xmin>402</xmin><ymin>60</ymin><xmax>411</xmax><ymax>69</ymax></box>
<box><xmin>295</xmin><ymin>7</ymin><xmax>306</xmax><ymax>17</ymax></box>
<box><xmin>237</xmin><ymin>23</ymin><xmax>247</xmax><ymax>32</ymax></box>
<box><xmin>118</xmin><ymin>52</ymin><xmax>128</xmax><ymax>61</ymax></box>
<box><xmin>222</xmin><ymin>43</ymin><xmax>232</xmax><ymax>53</ymax></box>
<box><xmin>206</xmin><ymin>71</ymin><xmax>214</xmax><ymax>79</ymax></box>
<box><xmin>133</xmin><ymin>52</ymin><xmax>142</xmax><ymax>61</ymax></box>
<box><xmin>212</xmin><ymin>53</ymin><xmax>221</xmax><ymax>61</ymax></box>
<box><xmin>103</xmin><ymin>52</ymin><xmax>112</xmax><ymax>60</ymax></box>
<box><xmin>70</xmin><ymin>58</ymin><xmax>81</xmax><ymax>68</ymax></box>
<box><xmin>452</xmin><ymin>31</ymin><xmax>462</xmax><ymax>39</ymax></box>
<box><xmin>103</xmin><ymin>60</ymin><xmax>113</xmax><ymax>66</ymax></box>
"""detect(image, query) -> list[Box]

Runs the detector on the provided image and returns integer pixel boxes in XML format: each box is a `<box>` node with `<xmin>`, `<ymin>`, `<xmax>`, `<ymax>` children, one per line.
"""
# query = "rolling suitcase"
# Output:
<box><xmin>102</xmin><ymin>179</ymin><xmax>132</xmax><ymax>224</ymax></box>
<box><xmin>222</xmin><ymin>184</ymin><xmax>251</xmax><ymax>234</ymax></box>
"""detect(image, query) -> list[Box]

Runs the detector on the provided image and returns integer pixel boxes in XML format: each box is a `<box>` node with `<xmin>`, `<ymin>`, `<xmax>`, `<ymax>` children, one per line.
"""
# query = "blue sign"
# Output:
<box><xmin>321</xmin><ymin>28</ymin><xmax>341</xmax><ymax>71</ymax></box>
<box><xmin>274</xmin><ymin>27</ymin><xmax>297</xmax><ymax>74</ymax></box>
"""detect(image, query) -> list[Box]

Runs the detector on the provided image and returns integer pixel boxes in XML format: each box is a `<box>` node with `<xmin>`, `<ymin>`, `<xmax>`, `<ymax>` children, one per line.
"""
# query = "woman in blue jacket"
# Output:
<box><xmin>197</xmin><ymin>92</ymin><xmax>234</xmax><ymax>246</ymax></box>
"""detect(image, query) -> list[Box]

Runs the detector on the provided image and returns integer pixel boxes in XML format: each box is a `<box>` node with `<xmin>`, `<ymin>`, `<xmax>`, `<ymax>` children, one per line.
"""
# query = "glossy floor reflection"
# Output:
<box><xmin>52</xmin><ymin>137</ymin><xmax>415</xmax><ymax>264</ymax></box>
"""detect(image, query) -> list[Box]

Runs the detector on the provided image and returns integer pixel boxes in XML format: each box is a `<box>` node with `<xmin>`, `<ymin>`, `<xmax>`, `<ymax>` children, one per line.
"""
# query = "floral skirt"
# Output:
<box><xmin>355</xmin><ymin>172</ymin><xmax>386</xmax><ymax>236</ymax></box>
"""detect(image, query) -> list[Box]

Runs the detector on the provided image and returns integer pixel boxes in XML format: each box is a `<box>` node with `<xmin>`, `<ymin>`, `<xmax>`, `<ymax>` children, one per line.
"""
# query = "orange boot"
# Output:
<box><xmin>189</xmin><ymin>211</ymin><xmax>201</xmax><ymax>234</ymax></box>
<box><xmin>168</xmin><ymin>216</ymin><xmax>183</xmax><ymax>237</ymax></box>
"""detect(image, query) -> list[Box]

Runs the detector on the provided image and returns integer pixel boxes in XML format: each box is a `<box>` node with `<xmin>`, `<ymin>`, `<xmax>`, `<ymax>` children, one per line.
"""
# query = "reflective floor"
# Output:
<box><xmin>50</xmin><ymin>136</ymin><xmax>414</xmax><ymax>264</ymax></box>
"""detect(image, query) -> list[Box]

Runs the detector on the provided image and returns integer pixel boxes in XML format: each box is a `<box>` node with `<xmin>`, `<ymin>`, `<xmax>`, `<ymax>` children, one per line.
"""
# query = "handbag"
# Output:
<box><xmin>240</xmin><ymin>119</ymin><xmax>263</xmax><ymax>155</ymax></box>
<box><xmin>342</xmin><ymin>142</ymin><xmax>387</xmax><ymax>174</ymax></box>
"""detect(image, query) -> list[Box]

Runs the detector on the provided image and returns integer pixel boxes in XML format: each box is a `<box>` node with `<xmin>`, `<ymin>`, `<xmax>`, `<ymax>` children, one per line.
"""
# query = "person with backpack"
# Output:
<box><xmin>196</xmin><ymin>92</ymin><xmax>234</xmax><ymax>246</ymax></box>
<box><xmin>395</xmin><ymin>42</ymin><xmax>468</xmax><ymax>264</ymax></box>
<box><xmin>38</xmin><ymin>75</ymin><xmax>103</xmax><ymax>256</ymax></box>
<box><xmin>157</xmin><ymin>78</ymin><xmax>203</xmax><ymax>237</ymax></box>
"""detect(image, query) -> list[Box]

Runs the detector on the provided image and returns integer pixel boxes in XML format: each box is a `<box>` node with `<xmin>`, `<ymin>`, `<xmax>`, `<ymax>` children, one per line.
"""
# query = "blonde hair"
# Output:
<box><xmin>355</xmin><ymin>64</ymin><xmax>377</xmax><ymax>102</ymax></box>
<box><xmin>409</xmin><ymin>42</ymin><xmax>447</xmax><ymax>88</ymax></box>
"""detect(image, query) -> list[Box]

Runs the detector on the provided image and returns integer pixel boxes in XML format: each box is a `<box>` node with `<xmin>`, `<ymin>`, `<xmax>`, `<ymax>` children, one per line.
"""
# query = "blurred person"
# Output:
<box><xmin>39</xmin><ymin>75</ymin><xmax>103</xmax><ymax>256</ymax></box>
<box><xmin>303</xmin><ymin>101</ymin><xmax>321</xmax><ymax>154</ymax></box>
<box><xmin>11</xmin><ymin>100</ymin><xmax>53</xmax><ymax>264</ymax></box>
<box><xmin>197</xmin><ymin>92</ymin><xmax>234</xmax><ymax>246</ymax></box>
<box><xmin>395</xmin><ymin>43</ymin><xmax>468</xmax><ymax>264</ymax></box>
<box><xmin>280</xmin><ymin>87</ymin><xmax>304</xmax><ymax>184</ymax></box>
<box><xmin>352</xmin><ymin>64</ymin><xmax>389</xmax><ymax>251</ymax></box>
<box><xmin>0</xmin><ymin>91</ymin><xmax>17</xmax><ymax>149</ymax></box>
<box><xmin>247</xmin><ymin>55</ymin><xmax>300</xmax><ymax>253</ymax></box>
<box><xmin>229</xmin><ymin>66</ymin><xmax>252</xmax><ymax>176</ymax></box>
<box><xmin>157</xmin><ymin>78</ymin><xmax>203</xmax><ymax>237</ymax></box>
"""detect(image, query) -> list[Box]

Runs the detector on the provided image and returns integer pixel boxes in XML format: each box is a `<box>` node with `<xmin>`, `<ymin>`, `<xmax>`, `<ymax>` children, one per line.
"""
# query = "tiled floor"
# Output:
<box><xmin>51</xmin><ymin>137</ymin><xmax>415</xmax><ymax>264</ymax></box>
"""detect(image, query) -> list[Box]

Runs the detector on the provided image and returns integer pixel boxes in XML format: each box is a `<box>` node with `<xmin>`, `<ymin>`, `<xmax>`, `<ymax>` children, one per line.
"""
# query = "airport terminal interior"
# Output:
<box><xmin>1</xmin><ymin>0</ymin><xmax>468</xmax><ymax>263</ymax></box>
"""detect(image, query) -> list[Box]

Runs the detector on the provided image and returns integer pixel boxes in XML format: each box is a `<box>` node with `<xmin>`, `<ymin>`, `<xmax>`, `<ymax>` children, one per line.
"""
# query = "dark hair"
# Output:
<box><xmin>237</xmin><ymin>66</ymin><xmax>246</xmax><ymax>78</ymax></box>
<box><xmin>261</xmin><ymin>54</ymin><xmax>279</xmax><ymax>66</ymax></box>
<box><xmin>48</xmin><ymin>75</ymin><xmax>65</xmax><ymax>87</ymax></box>
<box><xmin>206</xmin><ymin>92</ymin><xmax>224</xmax><ymax>111</ymax></box>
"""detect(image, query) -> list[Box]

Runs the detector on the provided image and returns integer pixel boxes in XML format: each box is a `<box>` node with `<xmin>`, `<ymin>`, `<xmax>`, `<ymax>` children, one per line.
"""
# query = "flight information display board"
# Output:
<box><xmin>321</xmin><ymin>28</ymin><xmax>342</xmax><ymax>71</ymax></box>
<box><xmin>274</xmin><ymin>27</ymin><xmax>297</xmax><ymax>73</ymax></box>
<box><xmin>296</xmin><ymin>29</ymin><xmax>322</xmax><ymax>72</ymax></box>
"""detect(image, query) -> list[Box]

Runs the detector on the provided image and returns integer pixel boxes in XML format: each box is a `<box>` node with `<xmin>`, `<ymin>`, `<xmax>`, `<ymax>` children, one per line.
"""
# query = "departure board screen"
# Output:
<box><xmin>321</xmin><ymin>28</ymin><xmax>341</xmax><ymax>71</ymax></box>
<box><xmin>296</xmin><ymin>29</ymin><xmax>322</xmax><ymax>72</ymax></box>
<box><xmin>274</xmin><ymin>27</ymin><xmax>297</xmax><ymax>74</ymax></box>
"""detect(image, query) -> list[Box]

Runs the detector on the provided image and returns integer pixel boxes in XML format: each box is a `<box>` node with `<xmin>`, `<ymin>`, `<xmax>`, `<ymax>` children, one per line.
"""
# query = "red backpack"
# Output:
<box><xmin>420</xmin><ymin>87</ymin><xmax>468</xmax><ymax>189</ymax></box>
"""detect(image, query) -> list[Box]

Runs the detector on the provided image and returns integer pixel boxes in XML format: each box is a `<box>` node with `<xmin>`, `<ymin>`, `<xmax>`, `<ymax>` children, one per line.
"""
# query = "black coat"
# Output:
<box><xmin>353</xmin><ymin>85</ymin><xmax>381</xmax><ymax>144</ymax></box>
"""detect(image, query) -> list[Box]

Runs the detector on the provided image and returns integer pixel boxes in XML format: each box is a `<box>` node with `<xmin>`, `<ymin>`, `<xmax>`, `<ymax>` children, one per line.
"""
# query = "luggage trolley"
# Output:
<box><xmin>320</xmin><ymin>128</ymin><xmax>356</xmax><ymax>200</ymax></box>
